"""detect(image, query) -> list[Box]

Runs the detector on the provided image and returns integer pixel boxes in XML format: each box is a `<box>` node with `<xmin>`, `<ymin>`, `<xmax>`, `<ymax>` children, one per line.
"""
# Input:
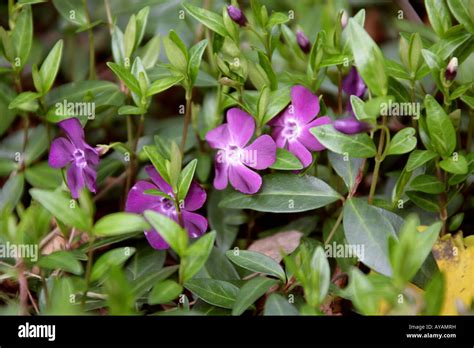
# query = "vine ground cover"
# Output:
<box><xmin>0</xmin><ymin>0</ymin><xmax>473</xmax><ymax>318</ymax></box>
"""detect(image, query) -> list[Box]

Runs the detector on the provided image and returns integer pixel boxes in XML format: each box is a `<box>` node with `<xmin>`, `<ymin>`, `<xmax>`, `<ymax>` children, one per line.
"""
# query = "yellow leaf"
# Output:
<box><xmin>432</xmin><ymin>232</ymin><xmax>474</xmax><ymax>315</ymax></box>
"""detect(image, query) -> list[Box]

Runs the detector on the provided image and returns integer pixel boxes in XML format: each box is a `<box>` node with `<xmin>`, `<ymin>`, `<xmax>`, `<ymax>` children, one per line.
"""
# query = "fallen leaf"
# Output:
<box><xmin>248</xmin><ymin>230</ymin><xmax>303</xmax><ymax>262</ymax></box>
<box><xmin>432</xmin><ymin>232</ymin><xmax>474</xmax><ymax>315</ymax></box>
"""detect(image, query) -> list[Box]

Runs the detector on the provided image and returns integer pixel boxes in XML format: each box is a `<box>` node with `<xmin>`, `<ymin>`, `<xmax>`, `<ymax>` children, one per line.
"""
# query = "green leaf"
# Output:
<box><xmin>143</xmin><ymin>145</ymin><xmax>170</xmax><ymax>183</ymax></box>
<box><xmin>0</xmin><ymin>174</ymin><xmax>24</xmax><ymax>213</ymax></box>
<box><xmin>406</xmin><ymin>191</ymin><xmax>439</xmax><ymax>212</ymax></box>
<box><xmin>385</xmin><ymin>59</ymin><xmax>411</xmax><ymax>80</ymax></box>
<box><xmin>220</xmin><ymin>173</ymin><xmax>341</xmax><ymax>213</ymax></box>
<box><xmin>180</xmin><ymin>231</ymin><xmax>216</xmax><ymax>282</ymax></box>
<box><xmin>409</xmin><ymin>174</ymin><xmax>445</xmax><ymax>194</ymax></box>
<box><xmin>261</xmin><ymin>88</ymin><xmax>291</xmax><ymax>124</ymax></box>
<box><xmin>264</xmin><ymin>293</ymin><xmax>299</xmax><ymax>315</ymax></box>
<box><xmin>311</xmin><ymin>124</ymin><xmax>377</xmax><ymax>158</ymax></box>
<box><xmin>38</xmin><ymin>40</ymin><xmax>63</xmax><ymax>94</ymax></box>
<box><xmin>118</xmin><ymin>105</ymin><xmax>145</xmax><ymax>115</ymax></box>
<box><xmin>421</xmin><ymin>48</ymin><xmax>443</xmax><ymax>70</ymax></box>
<box><xmin>92</xmin><ymin>213</ymin><xmax>149</xmax><ymax>236</ymax></box>
<box><xmin>408</xmin><ymin>33</ymin><xmax>423</xmax><ymax>73</ymax></box>
<box><xmin>146</xmin><ymin>75</ymin><xmax>184</xmax><ymax>96</ymax></box>
<box><xmin>30</xmin><ymin>188</ymin><xmax>91</xmax><ymax>231</ymax></box>
<box><xmin>141</xmin><ymin>36</ymin><xmax>161</xmax><ymax>70</ymax></box>
<box><xmin>124</xmin><ymin>14</ymin><xmax>137</xmax><ymax>58</ymax></box>
<box><xmin>148</xmin><ymin>280</ymin><xmax>183</xmax><ymax>305</ymax></box>
<box><xmin>144</xmin><ymin>210</ymin><xmax>188</xmax><ymax>256</ymax></box>
<box><xmin>188</xmin><ymin>39</ymin><xmax>208</xmax><ymax>85</ymax></box>
<box><xmin>184</xmin><ymin>279</ymin><xmax>239</xmax><ymax>309</ymax></box>
<box><xmin>461</xmin><ymin>94</ymin><xmax>474</xmax><ymax>109</ymax></box>
<box><xmin>226</xmin><ymin>250</ymin><xmax>286</xmax><ymax>282</ymax></box>
<box><xmin>163</xmin><ymin>34</ymin><xmax>187</xmax><ymax>74</ymax></box>
<box><xmin>232</xmin><ymin>277</ymin><xmax>278</xmax><ymax>315</ymax></box>
<box><xmin>208</xmin><ymin>190</ymin><xmax>241</xmax><ymax>252</ymax></box>
<box><xmin>52</xmin><ymin>0</ymin><xmax>87</xmax><ymax>26</ymax></box>
<box><xmin>38</xmin><ymin>251</ymin><xmax>83</xmax><ymax>275</ymax></box>
<box><xmin>8</xmin><ymin>91</ymin><xmax>39</xmax><ymax>112</ymax></box>
<box><xmin>269</xmin><ymin>148</ymin><xmax>303</xmax><ymax>170</ymax></box>
<box><xmin>350</xmin><ymin>95</ymin><xmax>372</xmax><ymax>121</ymax></box>
<box><xmin>182</xmin><ymin>3</ymin><xmax>227</xmax><ymax>37</ymax></box>
<box><xmin>424</xmin><ymin>272</ymin><xmax>445</xmax><ymax>315</ymax></box>
<box><xmin>327</xmin><ymin>151</ymin><xmax>364</xmax><ymax>191</ymax></box>
<box><xmin>343</xmin><ymin>198</ymin><xmax>398</xmax><ymax>276</ymax></box>
<box><xmin>348</xmin><ymin>18</ymin><xmax>387</xmax><ymax>96</ymax></box>
<box><xmin>439</xmin><ymin>153</ymin><xmax>468</xmax><ymax>174</ymax></box>
<box><xmin>91</xmin><ymin>247</ymin><xmax>136</xmax><ymax>281</ymax></box>
<box><xmin>134</xmin><ymin>6</ymin><xmax>149</xmax><ymax>49</ymax></box>
<box><xmin>386</xmin><ymin>127</ymin><xmax>417</xmax><ymax>156</ymax></box>
<box><xmin>107</xmin><ymin>62</ymin><xmax>141</xmax><ymax>96</ymax></box>
<box><xmin>406</xmin><ymin>150</ymin><xmax>438</xmax><ymax>171</ymax></box>
<box><xmin>426</xmin><ymin>0</ymin><xmax>452</xmax><ymax>36</ymax></box>
<box><xmin>177</xmin><ymin>159</ymin><xmax>197</xmax><ymax>202</ymax></box>
<box><xmin>12</xmin><ymin>4</ymin><xmax>33</xmax><ymax>69</ymax></box>
<box><xmin>447</xmin><ymin>0</ymin><xmax>474</xmax><ymax>34</ymax></box>
<box><xmin>25</xmin><ymin>162</ymin><xmax>62</xmax><ymax>189</ymax></box>
<box><xmin>424</xmin><ymin>95</ymin><xmax>456</xmax><ymax>157</ymax></box>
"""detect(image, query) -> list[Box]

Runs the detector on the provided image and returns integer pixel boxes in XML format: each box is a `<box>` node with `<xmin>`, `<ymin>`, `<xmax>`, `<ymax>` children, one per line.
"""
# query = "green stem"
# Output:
<box><xmin>81</xmin><ymin>236</ymin><xmax>96</xmax><ymax>309</ymax></box>
<box><xmin>368</xmin><ymin>118</ymin><xmax>389</xmax><ymax>204</ymax></box>
<box><xmin>180</xmin><ymin>89</ymin><xmax>193</xmax><ymax>157</ymax></box>
<box><xmin>82</xmin><ymin>0</ymin><xmax>96</xmax><ymax>80</ymax></box>
<box><xmin>325</xmin><ymin>208</ymin><xmax>344</xmax><ymax>244</ymax></box>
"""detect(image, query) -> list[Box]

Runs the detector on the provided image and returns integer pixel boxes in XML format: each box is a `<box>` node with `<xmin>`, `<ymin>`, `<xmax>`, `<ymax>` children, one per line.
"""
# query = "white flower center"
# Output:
<box><xmin>282</xmin><ymin>119</ymin><xmax>301</xmax><ymax>141</ymax></box>
<box><xmin>73</xmin><ymin>149</ymin><xmax>87</xmax><ymax>169</ymax></box>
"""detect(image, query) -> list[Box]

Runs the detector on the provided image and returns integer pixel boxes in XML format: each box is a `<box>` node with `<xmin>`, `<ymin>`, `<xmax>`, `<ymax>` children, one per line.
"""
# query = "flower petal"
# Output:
<box><xmin>66</xmin><ymin>163</ymin><xmax>85</xmax><ymax>199</ymax></box>
<box><xmin>145</xmin><ymin>165</ymin><xmax>172</xmax><ymax>194</ymax></box>
<box><xmin>125</xmin><ymin>181</ymin><xmax>158</xmax><ymax>214</ymax></box>
<box><xmin>58</xmin><ymin>118</ymin><xmax>86</xmax><ymax>149</ymax></box>
<box><xmin>48</xmin><ymin>137</ymin><xmax>73</xmax><ymax>168</ymax></box>
<box><xmin>299</xmin><ymin>116</ymin><xmax>331</xmax><ymax>151</ymax></box>
<box><xmin>334</xmin><ymin>116</ymin><xmax>370</xmax><ymax>134</ymax></box>
<box><xmin>288</xmin><ymin>139</ymin><xmax>313</xmax><ymax>167</ymax></box>
<box><xmin>227</xmin><ymin>108</ymin><xmax>255</xmax><ymax>147</ymax></box>
<box><xmin>213</xmin><ymin>159</ymin><xmax>229</xmax><ymax>190</ymax></box>
<box><xmin>144</xmin><ymin>229</ymin><xmax>169</xmax><ymax>250</ymax></box>
<box><xmin>271</xmin><ymin>126</ymin><xmax>287</xmax><ymax>149</ymax></box>
<box><xmin>182</xmin><ymin>211</ymin><xmax>208</xmax><ymax>238</ymax></box>
<box><xmin>243</xmin><ymin>135</ymin><xmax>276</xmax><ymax>170</ymax></box>
<box><xmin>291</xmin><ymin>85</ymin><xmax>320</xmax><ymax>124</ymax></box>
<box><xmin>85</xmin><ymin>147</ymin><xmax>99</xmax><ymax>166</ymax></box>
<box><xmin>184</xmin><ymin>181</ymin><xmax>207</xmax><ymax>211</ymax></box>
<box><xmin>342</xmin><ymin>67</ymin><xmax>366</xmax><ymax>97</ymax></box>
<box><xmin>228</xmin><ymin>163</ymin><xmax>262</xmax><ymax>194</ymax></box>
<box><xmin>205</xmin><ymin>124</ymin><xmax>230</xmax><ymax>149</ymax></box>
<box><xmin>83</xmin><ymin>166</ymin><xmax>97</xmax><ymax>194</ymax></box>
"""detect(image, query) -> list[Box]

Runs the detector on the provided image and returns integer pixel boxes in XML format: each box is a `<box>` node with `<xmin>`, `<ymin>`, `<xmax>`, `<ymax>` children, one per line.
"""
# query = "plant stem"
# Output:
<box><xmin>17</xmin><ymin>259</ymin><xmax>29</xmax><ymax>315</ymax></box>
<box><xmin>103</xmin><ymin>0</ymin><xmax>114</xmax><ymax>34</ymax></box>
<box><xmin>436</xmin><ymin>161</ymin><xmax>448</xmax><ymax>235</ymax></box>
<box><xmin>325</xmin><ymin>209</ymin><xmax>344</xmax><ymax>244</ymax></box>
<box><xmin>81</xmin><ymin>236</ymin><xmax>96</xmax><ymax>309</ymax></box>
<box><xmin>180</xmin><ymin>89</ymin><xmax>193</xmax><ymax>157</ymax></box>
<box><xmin>368</xmin><ymin>118</ymin><xmax>388</xmax><ymax>204</ymax></box>
<box><xmin>82</xmin><ymin>0</ymin><xmax>96</xmax><ymax>80</ymax></box>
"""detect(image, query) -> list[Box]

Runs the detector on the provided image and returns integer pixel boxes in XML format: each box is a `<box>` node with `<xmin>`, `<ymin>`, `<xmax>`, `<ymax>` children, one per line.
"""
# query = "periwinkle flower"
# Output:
<box><xmin>296</xmin><ymin>30</ymin><xmax>311</xmax><ymax>54</ymax></box>
<box><xmin>126</xmin><ymin>166</ymin><xmax>208</xmax><ymax>250</ymax></box>
<box><xmin>227</xmin><ymin>5</ymin><xmax>247</xmax><ymax>26</ymax></box>
<box><xmin>48</xmin><ymin>118</ymin><xmax>99</xmax><ymax>199</ymax></box>
<box><xmin>269</xmin><ymin>85</ymin><xmax>330</xmax><ymax>167</ymax></box>
<box><xmin>333</xmin><ymin>116</ymin><xmax>370</xmax><ymax>134</ymax></box>
<box><xmin>206</xmin><ymin>108</ymin><xmax>276</xmax><ymax>194</ymax></box>
<box><xmin>445</xmin><ymin>57</ymin><xmax>458</xmax><ymax>81</ymax></box>
<box><xmin>342</xmin><ymin>67</ymin><xmax>366</xmax><ymax>100</ymax></box>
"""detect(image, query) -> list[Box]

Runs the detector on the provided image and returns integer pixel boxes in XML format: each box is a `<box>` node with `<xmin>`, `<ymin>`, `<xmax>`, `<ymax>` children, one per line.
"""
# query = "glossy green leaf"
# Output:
<box><xmin>220</xmin><ymin>173</ymin><xmax>341</xmax><ymax>213</ymax></box>
<box><xmin>92</xmin><ymin>213</ymin><xmax>149</xmax><ymax>236</ymax></box>
<box><xmin>107</xmin><ymin>62</ymin><xmax>141</xmax><ymax>96</ymax></box>
<box><xmin>406</xmin><ymin>150</ymin><xmax>438</xmax><ymax>171</ymax></box>
<box><xmin>327</xmin><ymin>151</ymin><xmax>364</xmax><ymax>190</ymax></box>
<box><xmin>264</xmin><ymin>293</ymin><xmax>299</xmax><ymax>315</ymax></box>
<box><xmin>232</xmin><ymin>277</ymin><xmax>278</xmax><ymax>315</ymax></box>
<box><xmin>447</xmin><ymin>0</ymin><xmax>474</xmax><ymax>34</ymax></box>
<box><xmin>12</xmin><ymin>5</ymin><xmax>33</xmax><ymax>69</ymax></box>
<box><xmin>426</xmin><ymin>0</ymin><xmax>452</xmax><ymax>36</ymax></box>
<box><xmin>91</xmin><ymin>247</ymin><xmax>136</xmax><ymax>281</ymax></box>
<box><xmin>409</xmin><ymin>174</ymin><xmax>445</xmax><ymax>194</ymax></box>
<box><xmin>38</xmin><ymin>251</ymin><xmax>83</xmax><ymax>275</ymax></box>
<box><xmin>424</xmin><ymin>95</ymin><xmax>456</xmax><ymax>157</ymax></box>
<box><xmin>226</xmin><ymin>250</ymin><xmax>286</xmax><ymax>282</ymax></box>
<box><xmin>184</xmin><ymin>278</ymin><xmax>239</xmax><ymax>309</ymax></box>
<box><xmin>386</xmin><ymin>127</ymin><xmax>417</xmax><ymax>156</ymax></box>
<box><xmin>146</xmin><ymin>75</ymin><xmax>184</xmax><ymax>96</ymax></box>
<box><xmin>269</xmin><ymin>148</ymin><xmax>303</xmax><ymax>170</ymax></box>
<box><xmin>180</xmin><ymin>231</ymin><xmax>216</xmax><ymax>282</ymax></box>
<box><xmin>311</xmin><ymin>124</ymin><xmax>377</xmax><ymax>158</ymax></box>
<box><xmin>182</xmin><ymin>3</ymin><xmax>227</xmax><ymax>37</ymax></box>
<box><xmin>144</xmin><ymin>210</ymin><xmax>188</xmax><ymax>256</ymax></box>
<box><xmin>439</xmin><ymin>153</ymin><xmax>468</xmax><ymax>174</ymax></box>
<box><xmin>148</xmin><ymin>280</ymin><xmax>183</xmax><ymax>305</ymax></box>
<box><xmin>38</xmin><ymin>40</ymin><xmax>63</xmax><ymax>94</ymax></box>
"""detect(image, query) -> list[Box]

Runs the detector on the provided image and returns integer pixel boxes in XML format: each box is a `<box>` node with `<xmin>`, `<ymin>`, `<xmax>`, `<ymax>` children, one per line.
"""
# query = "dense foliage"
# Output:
<box><xmin>0</xmin><ymin>0</ymin><xmax>473</xmax><ymax>316</ymax></box>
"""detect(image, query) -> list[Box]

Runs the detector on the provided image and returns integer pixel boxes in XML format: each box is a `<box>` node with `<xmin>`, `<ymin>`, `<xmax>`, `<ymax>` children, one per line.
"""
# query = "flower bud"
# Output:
<box><xmin>341</xmin><ymin>10</ymin><xmax>348</xmax><ymax>29</ymax></box>
<box><xmin>227</xmin><ymin>5</ymin><xmax>247</xmax><ymax>26</ymax></box>
<box><xmin>334</xmin><ymin>116</ymin><xmax>370</xmax><ymax>134</ymax></box>
<box><xmin>296</xmin><ymin>30</ymin><xmax>311</xmax><ymax>54</ymax></box>
<box><xmin>445</xmin><ymin>57</ymin><xmax>458</xmax><ymax>81</ymax></box>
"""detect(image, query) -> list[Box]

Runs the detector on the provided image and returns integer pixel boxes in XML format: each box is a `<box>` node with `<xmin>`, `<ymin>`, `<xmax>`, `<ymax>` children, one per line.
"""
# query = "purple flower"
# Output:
<box><xmin>296</xmin><ymin>30</ymin><xmax>311</xmax><ymax>54</ymax></box>
<box><xmin>227</xmin><ymin>5</ymin><xmax>247</xmax><ymax>26</ymax></box>
<box><xmin>269</xmin><ymin>85</ymin><xmax>331</xmax><ymax>168</ymax></box>
<box><xmin>48</xmin><ymin>118</ymin><xmax>99</xmax><ymax>199</ymax></box>
<box><xmin>206</xmin><ymin>108</ymin><xmax>276</xmax><ymax>194</ymax></box>
<box><xmin>333</xmin><ymin>116</ymin><xmax>371</xmax><ymax>134</ymax></box>
<box><xmin>342</xmin><ymin>67</ymin><xmax>366</xmax><ymax>100</ymax></box>
<box><xmin>126</xmin><ymin>166</ymin><xmax>208</xmax><ymax>250</ymax></box>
